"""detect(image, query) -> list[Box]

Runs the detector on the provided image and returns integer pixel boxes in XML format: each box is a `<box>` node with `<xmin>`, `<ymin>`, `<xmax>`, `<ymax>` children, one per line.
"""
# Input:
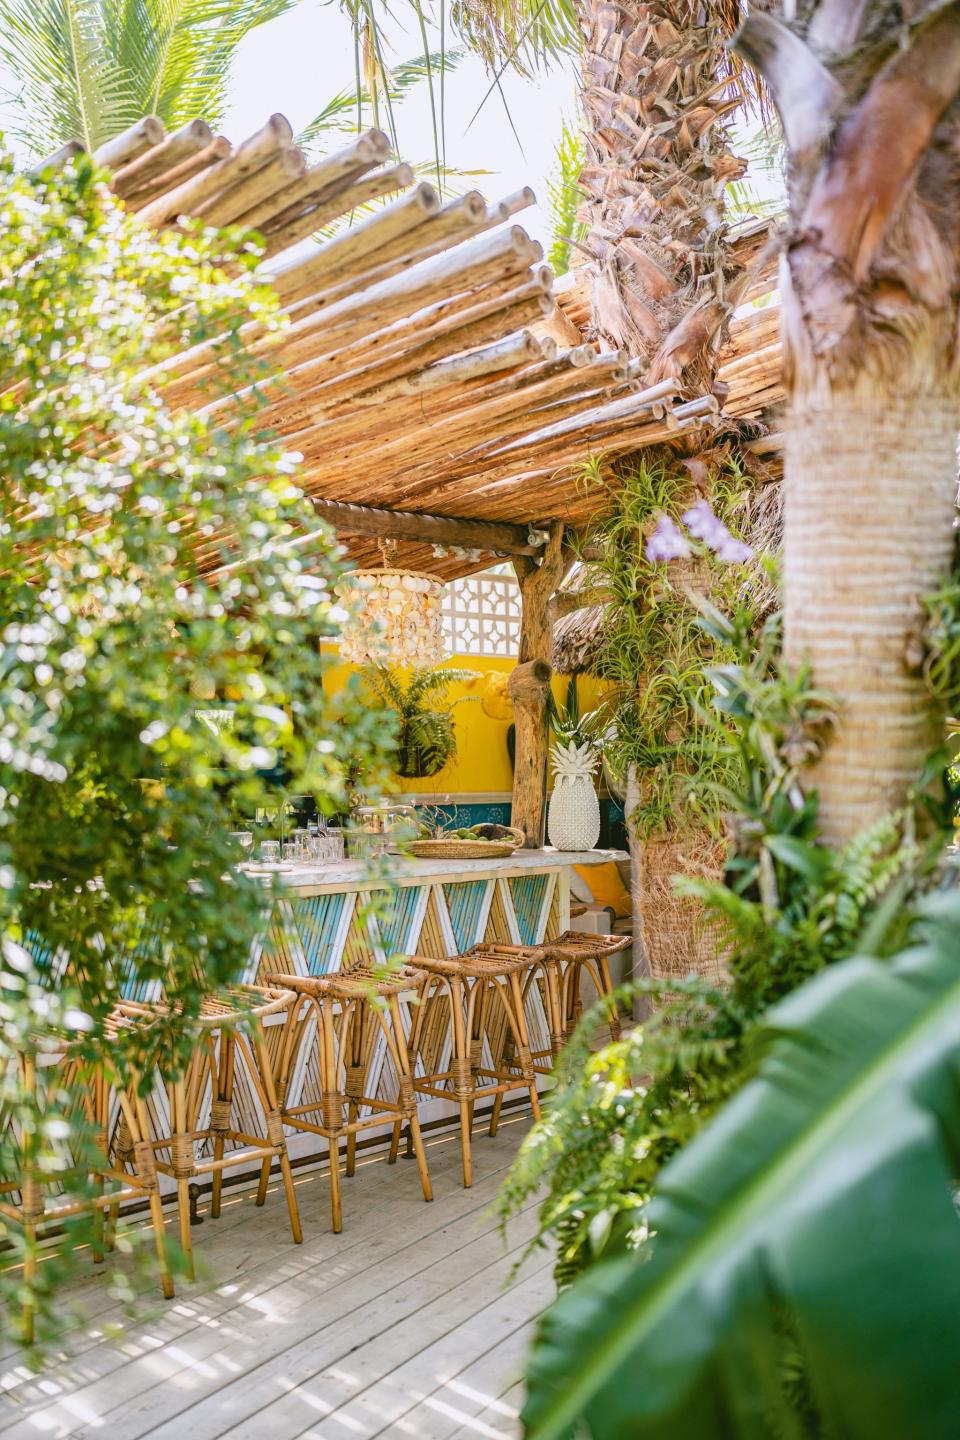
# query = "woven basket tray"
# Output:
<box><xmin>407</xmin><ymin>835</ymin><xmax>521</xmax><ymax>860</ymax></box>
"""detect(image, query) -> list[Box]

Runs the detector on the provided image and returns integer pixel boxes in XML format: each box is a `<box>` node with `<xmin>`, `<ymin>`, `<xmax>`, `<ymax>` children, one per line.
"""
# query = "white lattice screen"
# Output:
<box><xmin>442</xmin><ymin>571</ymin><xmax>522</xmax><ymax>658</ymax></box>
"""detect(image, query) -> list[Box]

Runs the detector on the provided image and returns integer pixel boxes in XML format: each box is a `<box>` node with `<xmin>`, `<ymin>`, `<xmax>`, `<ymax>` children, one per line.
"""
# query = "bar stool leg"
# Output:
<box><xmin>393</xmin><ymin>979</ymin><xmax>430</xmax><ymax>1165</ymax></box>
<box><xmin>345</xmin><ymin>1000</ymin><xmax>364</xmax><ymax>1179</ymax></box>
<box><xmin>211</xmin><ymin>1031</ymin><xmax>235</xmax><ymax>1220</ymax></box>
<box><xmin>386</xmin><ymin>995</ymin><xmax>432</xmax><ymax>1203</ymax></box>
<box><xmin>449</xmin><ymin>977</ymin><xmax>474</xmax><ymax>1189</ymax></box>
<box><xmin>170</xmin><ymin>1078</ymin><xmax>195</xmax><ymax>1282</ymax></box>
<box><xmin>130</xmin><ymin>1088</ymin><xmax>175</xmax><ymax>1300</ymax></box>
<box><xmin>319</xmin><ymin>998</ymin><xmax>343</xmax><ymax>1232</ymax></box>
<box><xmin>507</xmin><ymin>971</ymin><xmax>541</xmax><ymax>1122</ymax></box>
<box><xmin>253</xmin><ymin>1025</ymin><xmax>302</xmax><ymax>1246</ymax></box>
<box><xmin>544</xmin><ymin>962</ymin><xmax>566</xmax><ymax>1060</ymax></box>
<box><xmin>596</xmin><ymin>955</ymin><xmax>622</xmax><ymax>1041</ymax></box>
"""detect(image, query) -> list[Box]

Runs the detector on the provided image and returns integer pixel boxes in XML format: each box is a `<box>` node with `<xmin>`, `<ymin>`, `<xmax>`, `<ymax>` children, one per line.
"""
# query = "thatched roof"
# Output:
<box><xmin>38</xmin><ymin>113</ymin><xmax>737</xmax><ymax>582</ymax></box>
<box><xmin>552</xmin><ymin>603</ymin><xmax>606</xmax><ymax>675</ymax></box>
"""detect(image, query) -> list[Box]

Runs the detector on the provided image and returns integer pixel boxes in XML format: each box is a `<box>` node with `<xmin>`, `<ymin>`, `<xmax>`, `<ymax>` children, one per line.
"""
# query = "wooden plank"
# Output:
<box><xmin>295</xmin><ymin>1285</ymin><xmax>545</xmax><ymax>1438</ymax></box>
<box><xmin>0</xmin><ymin>1122</ymin><xmax>536</xmax><ymax>1439</ymax></box>
<box><xmin>212</xmin><ymin>1248</ymin><xmax>553</xmax><ymax>1439</ymax></box>
<box><xmin>310</xmin><ymin>498</ymin><xmax>546</xmax><ymax>558</ymax></box>
<box><xmin>114</xmin><ymin>1204</ymin><xmax>545</xmax><ymax>1440</ymax></box>
<box><xmin>446</xmin><ymin>1378</ymin><xmax>525</xmax><ymax>1440</ymax></box>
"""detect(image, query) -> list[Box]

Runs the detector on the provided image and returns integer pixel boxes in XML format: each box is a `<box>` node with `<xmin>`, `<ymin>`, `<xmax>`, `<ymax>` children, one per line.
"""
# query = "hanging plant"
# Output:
<box><xmin>361</xmin><ymin>663</ymin><xmax>480</xmax><ymax>778</ymax></box>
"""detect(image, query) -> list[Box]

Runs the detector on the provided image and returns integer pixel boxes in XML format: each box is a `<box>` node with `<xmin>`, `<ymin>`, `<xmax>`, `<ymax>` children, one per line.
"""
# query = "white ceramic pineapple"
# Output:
<box><xmin>548</xmin><ymin>739</ymin><xmax>601</xmax><ymax>851</ymax></box>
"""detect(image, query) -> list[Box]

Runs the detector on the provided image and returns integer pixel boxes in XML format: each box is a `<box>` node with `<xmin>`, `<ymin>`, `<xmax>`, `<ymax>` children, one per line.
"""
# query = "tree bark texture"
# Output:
<box><xmin>511</xmin><ymin>525</ymin><xmax>569</xmax><ymax>848</ymax></box>
<box><xmin>785</xmin><ymin>397</ymin><xmax>957</xmax><ymax>844</ymax></box>
<box><xmin>577</xmin><ymin>0</ymin><xmax>746</xmax><ymax>380</ymax></box>
<box><xmin>737</xmin><ymin>3</ymin><xmax>960</xmax><ymax>845</ymax></box>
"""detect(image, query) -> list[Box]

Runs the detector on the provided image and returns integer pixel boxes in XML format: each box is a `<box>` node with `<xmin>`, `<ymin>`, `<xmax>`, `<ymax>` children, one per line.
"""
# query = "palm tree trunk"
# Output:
<box><xmin>784</xmin><ymin>393</ymin><xmax>957</xmax><ymax>845</ymax></box>
<box><xmin>577</xmin><ymin>0</ymin><xmax>747</xmax><ymax>981</ymax></box>
<box><xmin>577</xmin><ymin>0</ymin><xmax>746</xmax><ymax>375</ymax></box>
<box><xmin>736</xmin><ymin>5</ymin><xmax>960</xmax><ymax>846</ymax></box>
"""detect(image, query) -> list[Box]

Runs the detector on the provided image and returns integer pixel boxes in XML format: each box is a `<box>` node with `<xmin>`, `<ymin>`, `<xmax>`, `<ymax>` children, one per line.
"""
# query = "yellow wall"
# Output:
<box><xmin>322</xmin><ymin>649</ymin><xmax>608</xmax><ymax>797</ymax></box>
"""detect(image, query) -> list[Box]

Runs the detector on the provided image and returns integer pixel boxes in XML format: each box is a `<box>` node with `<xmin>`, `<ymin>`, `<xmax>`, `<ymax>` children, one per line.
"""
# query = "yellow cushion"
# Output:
<box><xmin>574</xmin><ymin>862</ymin><xmax>632</xmax><ymax>920</ymax></box>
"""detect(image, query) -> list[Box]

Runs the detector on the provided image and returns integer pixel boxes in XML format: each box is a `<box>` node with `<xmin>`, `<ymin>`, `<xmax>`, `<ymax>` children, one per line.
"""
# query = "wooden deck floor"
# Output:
<box><xmin>0</xmin><ymin>1113</ymin><xmax>548</xmax><ymax>1440</ymax></box>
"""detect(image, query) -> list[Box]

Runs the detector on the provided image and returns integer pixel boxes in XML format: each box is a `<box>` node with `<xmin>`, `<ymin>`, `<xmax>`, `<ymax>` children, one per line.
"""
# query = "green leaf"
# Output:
<box><xmin>523</xmin><ymin>892</ymin><xmax>960</xmax><ymax>1440</ymax></box>
<box><xmin>764</xmin><ymin>833</ymin><xmax>832</xmax><ymax>884</ymax></box>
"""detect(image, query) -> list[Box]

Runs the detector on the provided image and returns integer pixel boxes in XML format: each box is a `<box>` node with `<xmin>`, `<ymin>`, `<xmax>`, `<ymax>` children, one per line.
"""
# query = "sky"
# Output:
<box><xmin>223</xmin><ymin>2</ymin><xmax>580</xmax><ymax>252</ymax></box>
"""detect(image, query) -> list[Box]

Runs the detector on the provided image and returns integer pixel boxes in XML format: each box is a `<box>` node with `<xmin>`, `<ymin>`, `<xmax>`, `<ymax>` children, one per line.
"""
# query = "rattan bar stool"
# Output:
<box><xmin>549</xmin><ymin>930</ymin><xmax>629</xmax><ymax>1044</ymax></box>
<box><xmin>0</xmin><ymin>1009</ymin><xmax>173</xmax><ymax>1345</ymax></box>
<box><xmin>406</xmin><ymin>944</ymin><xmax>542</xmax><ymax>1189</ymax></box>
<box><xmin>265</xmin><ymin>962</ymin><xmax>433</xmax><ymax>1233</ymax></box>
<box><xmin>118</xmin><ymin>984</ymin><xmax>302</xmax><ymax>1279</ymax></box>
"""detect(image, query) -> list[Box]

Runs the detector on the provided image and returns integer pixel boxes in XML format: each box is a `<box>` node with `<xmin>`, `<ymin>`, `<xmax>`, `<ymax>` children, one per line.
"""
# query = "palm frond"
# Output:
<box><xmin>297</xmin><ymin>48</ymin><xmax>464</xmax><ymax>157</ymax></box>
<box><xmin>0</xmin><ymin>0</ymin><xmax>297</xmax><ymax>157</ymax></box>
<box><xmin>546</xmin><ymin>118</ymin><xmax>586</xmax><ymax>276</ymax></box>
<box><xmin>0</xmin><ymin>0</ymin><xmax>136</xmax><ymax>154</ymax></box>
<box><xmin>138</xmin><ymin>0</ymin><xmax>297</xmax><ymax>132</ymax></box>
<box><xmin>450</xmin><ymin>0</ymin><xmax>578</xmax><ymax>74</ymax></box>
<box><xmin>523</xmin><ymin>890</ymin><xmax>960</xmax><ymax>1440</ymax></box>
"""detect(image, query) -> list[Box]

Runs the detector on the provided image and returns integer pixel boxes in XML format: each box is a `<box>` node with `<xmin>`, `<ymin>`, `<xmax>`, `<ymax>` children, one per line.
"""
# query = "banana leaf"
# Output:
<box><xmin>523</xmin><ymin>891</ymin><xmax>960</xmax><ymax>1440</ymax></box>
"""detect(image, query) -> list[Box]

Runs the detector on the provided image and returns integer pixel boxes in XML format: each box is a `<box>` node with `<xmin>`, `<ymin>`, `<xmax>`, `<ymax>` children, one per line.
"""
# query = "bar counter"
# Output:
<box><xmin>249</xmin><ymin>847</ymin><xmax>627</xmax><ymax>1160</ymax></box>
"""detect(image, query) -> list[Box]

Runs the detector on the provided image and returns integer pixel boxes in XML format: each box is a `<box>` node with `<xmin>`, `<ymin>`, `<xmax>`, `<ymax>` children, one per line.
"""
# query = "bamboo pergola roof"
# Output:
<box><xmin>46</xmin><ymin>112</ymin><xmax>739</xmax><ymax>582</ymax></box>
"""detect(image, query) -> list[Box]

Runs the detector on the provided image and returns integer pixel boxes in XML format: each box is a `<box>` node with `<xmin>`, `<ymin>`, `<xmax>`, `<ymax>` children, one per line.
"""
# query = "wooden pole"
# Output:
<box><xmin>310</xmin><ymin>498</ymin><xmax>547</xmax><ymax>556</ymax></box>
<box><xmin>508</xmin><ymin>521</ymin><xmax>569</xmax><ymax>848</ymax></box>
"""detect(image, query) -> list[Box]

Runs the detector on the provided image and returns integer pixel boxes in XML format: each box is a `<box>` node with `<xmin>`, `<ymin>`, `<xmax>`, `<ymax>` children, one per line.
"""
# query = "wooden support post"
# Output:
<box><xmin>509</xmin><ymin>521</ymin><xmax>568</xmax><ymax>848</ymax></box>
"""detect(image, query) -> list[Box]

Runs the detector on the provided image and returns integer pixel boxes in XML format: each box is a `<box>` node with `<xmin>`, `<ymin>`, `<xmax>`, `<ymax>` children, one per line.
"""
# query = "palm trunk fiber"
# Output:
<box><xmin>784</xmin><ymin>395</ymin><xmax>958</xmax><ymax>847</ymax></box>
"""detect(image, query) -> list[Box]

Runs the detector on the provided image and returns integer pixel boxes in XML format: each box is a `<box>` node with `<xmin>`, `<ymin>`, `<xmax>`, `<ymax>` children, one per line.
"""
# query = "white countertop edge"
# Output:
<box><xmin>247</xmin><ymin>848</ymin><xmax>627</xmax><ymax>893</ymax></box>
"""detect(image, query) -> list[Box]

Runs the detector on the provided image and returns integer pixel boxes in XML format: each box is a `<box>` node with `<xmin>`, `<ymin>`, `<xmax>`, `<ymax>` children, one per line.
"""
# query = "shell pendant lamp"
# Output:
<box><xmin>337</xmin><ymin>540</ymin><xmax>446</xmax><ymax>667</ymax></box>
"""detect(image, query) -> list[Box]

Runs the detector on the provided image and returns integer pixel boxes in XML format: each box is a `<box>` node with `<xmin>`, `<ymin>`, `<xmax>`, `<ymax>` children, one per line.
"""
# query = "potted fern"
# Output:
<box><xmin>361</xmin><ymin>663</ymin><xmax>479</xmax><ymax>779</ymax></box>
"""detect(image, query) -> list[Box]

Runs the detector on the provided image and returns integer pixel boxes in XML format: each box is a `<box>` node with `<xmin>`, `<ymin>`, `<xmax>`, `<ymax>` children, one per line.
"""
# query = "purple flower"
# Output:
<box><xmin>682</xmin><ymin>499</ymin><xmax>754</xmax><ymax>565</ymax></box>
<box><xmin>715</xmin><ymin>535</ymin><xmax>754</xmax><ymax>564</ymax></box>
<box><xmin>682</xmin><ymin>499</ymin><xmax>729</xmax><ymax>549</ymax></box>
<box><xmin>646</xmin><ymin>516</ymin><xmax>691</xmax><ymax>564</ymax></box>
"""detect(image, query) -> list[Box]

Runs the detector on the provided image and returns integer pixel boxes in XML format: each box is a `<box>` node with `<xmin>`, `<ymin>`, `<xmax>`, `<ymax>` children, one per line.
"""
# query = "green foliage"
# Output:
<box><xmin>496</xmin><ymin>590</ymin><xmax>937</xmax><ymax>1287</ymax></box>
<box><xmin>576</xmin><ymin>457</ymin><xmax>756</xmax><ymax>839</ymax></box>
<box><xmin>0</xmin><ymin>152</ymin><xmax>392</xmax><ymax>1343</ymax></box>
<box><xmin>548</xmin><ymin>676</ymin><xmax>602</xmax><ymax>749</ymax></box>
<box><xmin>361</xmin><ymin>664</ymin><xmax>478</xmax><ymax>778</ymax></box>
<box><xmin>523</xmin><ymin>889</ymin><xmax>960</xmax><ymax>1440</ymax></box>
<box><xmin>546</xmin><ymin>120</ymin><xmax>586</xmax><ymax>277</ymax></box>
<box><xmin>0</xmin><ymin>0</ymin><xmax>298</xmax><ymax>155</ymax></box>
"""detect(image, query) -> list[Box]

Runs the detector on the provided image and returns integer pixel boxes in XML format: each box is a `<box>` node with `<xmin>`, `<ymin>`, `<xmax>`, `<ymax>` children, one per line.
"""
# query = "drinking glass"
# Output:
<box><xmin>260</xmin><ymin>839</ymin><xmax>280</xmax><ymax>865</ymax></box>
<box><xmin>229</xmin><ymin>830</ymin><xmax>253</xmax><ymax>857</ymax></box>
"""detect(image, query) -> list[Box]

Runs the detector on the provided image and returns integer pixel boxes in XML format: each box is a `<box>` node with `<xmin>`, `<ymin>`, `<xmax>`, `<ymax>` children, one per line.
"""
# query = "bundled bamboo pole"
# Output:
<box><xmin>93</xmin><ymin>116</ymin><xmax>165</xmax><ymax>168</ymax></box>
<box><xmin>124</xmin><ymin>137</ymin><xmax>233</xmax><ymax>210</ymax></box>
<box><xmin>110</xmin><ymin>120</ymin><xmax>214</xmax><ymax>198</ymax></box>
<box><xmin>138</xmin><ymin>114</ymin><xmax>292</xmax><ymax>225</ymax></box>
<box><xmin>259</xmin><ymin>165</ymin><xmax>412</xmax><ymax>257</ymax></box>
<box><xmin>246</xmin><ymin>129</ymin><xmax>391</xmax><ymax>230</ymax></box>
<box><xmin>194</xmin><ymin>147</ymin><xmax>307</xmax><ymax>227</ymax></box>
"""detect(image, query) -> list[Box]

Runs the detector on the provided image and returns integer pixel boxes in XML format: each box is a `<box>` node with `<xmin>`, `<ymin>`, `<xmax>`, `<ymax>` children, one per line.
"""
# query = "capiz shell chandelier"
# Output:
<box><xmin>337</xmin><ymin>543</ymin><xmax>446</xmax><ymax>667</ymax></box>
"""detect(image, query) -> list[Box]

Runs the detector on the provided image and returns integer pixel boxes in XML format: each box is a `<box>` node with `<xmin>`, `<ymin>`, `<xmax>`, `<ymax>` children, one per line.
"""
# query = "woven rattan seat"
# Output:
<box><xmin>412</xmin><ymin>944</ymin><xmax>540</xmax><ymax>980</ymax></box>
<box><xmin>265</xmin><ymin>958</ymin><xmax>433</xmax><ymax>1233</ymax></box>
<box><xmin>544</xmin><ymin>930</ymin><xmax>631</xmax><ymax>962</ymax></box>
<box><xmin>117</xmin><ymin>983</ymin><xmax>303</xmax><ymax>1277</ymax></box>
<box><xmin>267</xmin><ymin>964</ymin><xmax>424</xmax><ymax>1002</ymax></box>
<box><xmin>0</xmin><ymin>1006</ymin><xmax>174</xmax><ymax>1343</ymax></box>
<box><xmin>408</xmin><ymin>943</ymin><xmax>542</xmax><ymax>1189</ymax></box>
<box><xmin>539</xmin><ymin>930</ymin><xmax>627</xmax><ymax>1053</ymax></box>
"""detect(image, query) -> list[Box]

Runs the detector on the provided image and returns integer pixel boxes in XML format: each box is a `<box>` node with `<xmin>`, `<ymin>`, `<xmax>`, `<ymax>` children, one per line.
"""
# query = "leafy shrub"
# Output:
<box><xmin>0</xmin><ymin>151</ymin><xmax>393</xmax><ymax>1344</ymax></box>
<box><xmin>496</xmin><ymin>596</ymin><xmax>940</xmax><ymax>1284</ymax></box>
<box><xmin>361</xmin><ymin>664</ymin><xmax>478</xmax><ymax>778</ymax></box>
